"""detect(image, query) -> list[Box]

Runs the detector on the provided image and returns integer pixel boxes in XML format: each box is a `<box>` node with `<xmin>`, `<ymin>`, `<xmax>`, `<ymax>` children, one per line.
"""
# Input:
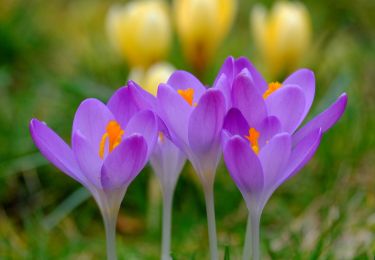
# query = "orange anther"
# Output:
<box><xmin>245</xmin><ymin>128</ymin><xmax>260</xmax><ymax>154</ymax></box>
<box><xmin>99</xmin><ymin>120</ymin><xmax>124</xmax><ymax>159</ymax></box>
<box><xmin>263</xmin><ymin>82</ymin><xmax>282</xmax><ymax>99</ymax></box>
<box><xmin>177</xmin><ymin>88</ymin><xmax>195</xmax><ymax>106</ymax></box>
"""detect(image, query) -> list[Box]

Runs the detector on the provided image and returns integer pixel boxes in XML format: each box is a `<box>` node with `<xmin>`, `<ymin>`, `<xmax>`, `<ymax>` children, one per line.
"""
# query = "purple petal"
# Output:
<box><xmin>286</xmin><ymin>128</ymin><xmax>323</xmax><ymax>180</ymax></box>
<box><xmin>223</xmin><ymin>136</ymin><xmax>264</xmax><ymax>193</ymax></box>
<box><xmin>235</xmin><ymin>57</ymin><xmax>268</xmax><ymax>93</ymax></box>
<box><xmin>265</xmin><ymin>85</ymin><xmax>306</xmax><ymax>133</ymax></box>
<box><xmin>150</xmin><ymin>137</ymin><xmax>186</xmax><ymax>188</ymax></box>
<box><xmin>214</xmin><ymin>56</ymin><xmax>268</xmax><ymax>93</ymax></box>
<box><xmin>283</xmin><ymin>69</ymin><xmax>315</xmax><ymax>121</ymax></box>
<box><xmin>101</xmin><ymin>134</ymin><xmax>148</xmax><ymax>190</ymax></box>
<box><xmin>188</xmin><ymin>89</ymin><xmax>226</xmax><ymax>154</ymax></box>
<box><xmin>157</xmin><ymin>83</ymin><xmax>191</xmax><ymax>151</ymax></box>
<box><xmin>107</xmin><ymin>81</ymin><xmax>156</xmax><ymax>129</ymax></box>
<box><xmin>221</xmin><ymin>129</ymin><xmax>232</xmax><ymax>149</ymax></box>
<box><xmin>72</xmin><ymin>131</ymin><xmax>103</xmax><ymax>189</ymax></box>
<box><xmin>258</xmin><ymin>116</ymin><xmax>282</xmax><ymax>147</ymax></box>
<box><xmin>30</xmin><ymin>119</ymin><xmax>85</xmax><ymax>184</ymax></box>
<box><xmin>293</xmin><ymin>93</ymin><xmax>348</xmax><ymax>145</ymax></box>
<box><xmin>214</xmin><ymin>73</ymin><xmax>231</xmax><ymax>110</ymax></box>
<box><xmin>259</xmin><ymin>133</ymin><xmax>291</xmax><ymax>187</ymax></box>
<box><xmin>72</xmin><ymin>98</ymin><xmax>114</xmax><ymax>149</ymax></box>
<box><xmin>157</xmin><ymin>116</ymin><xmax>171</xmax><ymax>140</ymax></box>
<box><xmin>223</xmin><ymin>108</ymin><xmax>249</xmax><ymax>137</ymax></box>
<box><xmin>213</xmin><ymin>56</ymin><xmax>235</xmax><ymax>88</ymax></box>
<box><xmin>124</xmin><ymin>110</ymin><xmax>158</xmax><ymax>158</ymax></box>
<box><xmin>232</xmin><ymin>73</ymin><xmax>267</xmax><ymax>128</ymax></box>
<box><xmin>167</xmin><ymin>70</ymin><xmax>206</xmax><ymax>103</ymax></box>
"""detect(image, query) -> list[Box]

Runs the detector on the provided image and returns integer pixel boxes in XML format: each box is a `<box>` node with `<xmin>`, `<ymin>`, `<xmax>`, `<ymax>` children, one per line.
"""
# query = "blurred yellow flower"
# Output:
<box><xmin>107</xmin><ymin>1</ymin><xmax>171</xmax><ymax>68</ymax></box>
<box><xmin>129</xmin><ymin>62</ymin><xmax>175</xmax><ymax>96</ymax></box>
<box><xmin>174</xmin><ymin>0</ymin><xmax>237</xmax><ymax>72</ymax></box>
<box><xmin>251</xmin><ymin>1</ymin><xmax>312</xmax><ymax>77</ymax></box>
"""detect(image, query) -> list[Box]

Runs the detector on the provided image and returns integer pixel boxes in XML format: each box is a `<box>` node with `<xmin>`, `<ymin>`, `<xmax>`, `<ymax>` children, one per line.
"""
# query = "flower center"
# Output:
<box><xmin>99</xmin><ymin>120</ymin><xmax>124</xmax><ymax>159</ymax></box>
<box><xmin>263</xmin><ymin>82</ymin><xmax>282</xmax><ymax>99</ymax></box>
<box><xmin>177</xmin><ymin>88</ymin><xmax>195</xmax><ymax>106</ymax></box>
<box><xmin>245</xmin><ymin>127</ymin><xmax>260</xmax><ymax>154</ymax></box>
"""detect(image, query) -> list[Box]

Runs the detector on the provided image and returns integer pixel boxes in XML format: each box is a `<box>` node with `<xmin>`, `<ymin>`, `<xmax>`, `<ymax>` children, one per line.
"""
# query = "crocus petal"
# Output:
<box><xmin>188</xmin><ymin>89</ymin><xmax>225</xmax><ymax>155</ymax></box>
<box><xmin>223</xmin><ymin>108</ymin><xmax>249</xmax><ymax>137</ymax></box>
<box><xmin>259</xmin><ymin>133</ymin><xmax>291</xmax><ymax>187</ymax></box>
<box><xmin>72</xmin><ymin>98</ymin><xmax>114</xmax><ymax>149</ymax></box>
<box><xmin>30</xmin><ymin>119</ymin><xmax>85</xmax><ymax>184</ymax></box>
<box><xmin>167</xmin><ymin>70</ymin><xmax>206</xmax><ymax>102</ymax></box>
<box><xmin>265</xmin><ymin>85</ymin><xmax>306</xmax><ymax>133</ymax></box>
<box><xmin>214</xmin><ymin>56</ymin><xmax>234</xmax><ymax>86</ymax></box>
<box><xmin>283</xmin><ymin>69</ymin><xmax>315</xmax><ymax>121</ymax></box>
<box><xmin>101</xmin><ymin>134</ymin><xmax>148</xmax><ymax>190</ymax></box>
<box><xmin>128</xmin><ymin>80</ymin><xmax>157</xmax><ymax>108</ymax></box>
<box><xmin>124</xmin><ymin>110</ymin><xmax>158</xmax><ymax>158</ymax></box>
<box><xmin>232</xmin><ymin>73</ymin><xmax>267</xmax><ymax>128</ymax></box>
<box><xmin>214</xmin><ymin>72</ymin><xmax>231</xmax><ymax>110</ymax></box>
<box><xmin>235</xmin><ymin>57</ymin><xmax>268</xmax><ymax>93</ymax></box>
<box><xmin>107</xmin><ymin>81</ymin><xmax>155</xmax><ymax>129</ymax></box>
<box><xmin>157</xmin><ymin>83</ymin><xmax>191</xmax><ymax>150</ymax></box>
<box><xmin>286</xmin><ymin>128</ymin><xmax>322</xmax><ymax>180</ymax></box>
<box><xmin>221</xmin><ymin>129</ymin><xmax>232</xmax><ymax>149</ymax></box>
<box><xmin>293</xmin><ymin>93</ymin><xmax>347</xmax><ymax>145</ymax></box>
<box><xmin>214</xmin><ymin>56</ymin><xmax>268</xmax><ymax>94</ymax></box>
<box><xmin>72</xmin><ymin>131</ymin><xmax>103</xmax><ymax>189</ymax></box>
<box><xmin>258</xmin><ymin>116</ymin><xmax>282</xmax><ymax>147</ymax></box>
<box><xmin>150</xmin><ymin>137</ymin><xmax>186</xmax><ymax>189</ymax></box>
<box><xmin>223</xmin><ymin>136</ymin><xmax>264</xmax><ymax>193</ymax></box>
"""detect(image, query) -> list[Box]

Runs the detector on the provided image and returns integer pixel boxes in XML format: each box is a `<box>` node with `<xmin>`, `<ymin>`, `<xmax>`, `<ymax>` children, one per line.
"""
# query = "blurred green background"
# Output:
<box><xmin>0</xmin><ymin>0</ymin><xmax>374</xmax><ymax>259</ymax></box>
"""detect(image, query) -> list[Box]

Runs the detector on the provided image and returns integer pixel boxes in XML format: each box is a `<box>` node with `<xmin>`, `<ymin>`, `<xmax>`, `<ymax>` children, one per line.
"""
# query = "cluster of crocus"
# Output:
<box><xmin>30</xmin><ymin>97</ymin><xmax>158</xmax><ymax>260</ymax></box>
<box><xmin>106</xmin><ymin>0</ymin><xmax>237</xmax><ymax>74</ymax></box>
<box><xmin>30</xmin><ymin>56</ymin><xmax>346</xmax><ymax>260</ymax></box>
<box><xmin>218</xmin><ymin>56</ymin><xmax>347</xmax><ymax>259</ymax></box>
<box><xmin>251</xmin><ymin>1</ymin><xmax>312</xmax><ymax>77</ymax></box>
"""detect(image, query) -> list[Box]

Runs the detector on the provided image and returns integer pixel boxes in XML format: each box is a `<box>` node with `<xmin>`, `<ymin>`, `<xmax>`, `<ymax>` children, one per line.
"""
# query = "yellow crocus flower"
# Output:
<box><xmin>107</xmin><ymin>1</ymin><xmax>171</xmax><ymax>68</ymax></box>
<box><xmin>129</xmin><ymin>62</ymin><xmax>175</xmax><ymax>96</ymax></box>
<box><xmin>251</xmin><ymin>1</ymin><xmax>312</xmax><ymax>77</ymax></box>
<box><xmin>174</xmin><ymin>0</ymin><xmax>237</xmax><ymax>72</ymax></box>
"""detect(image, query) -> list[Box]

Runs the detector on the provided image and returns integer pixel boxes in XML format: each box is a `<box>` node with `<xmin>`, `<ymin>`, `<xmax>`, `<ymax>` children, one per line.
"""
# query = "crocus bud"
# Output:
<box><xmin>107</xmin><ymin>1</ymin><xmax>172</xmax><ymax>68</ymax></box>
<box><xmin>251</xmin><ymin>2</ymin><xmax>312</xmax><ymax>77</ymax></box>
<box><xmin>174</xmin><ymin>0</ymin><xmax>237</xmax><ymax>72</ymax></box>
<box><xmin>129</xmin><ymin>62</ymin><xmax>175</xmax><ymax>96</ymax></box>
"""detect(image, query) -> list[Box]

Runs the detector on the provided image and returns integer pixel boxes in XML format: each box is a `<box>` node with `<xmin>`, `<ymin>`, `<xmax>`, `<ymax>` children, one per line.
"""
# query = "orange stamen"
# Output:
<box><xmin>99</xmin><ymin>120</ymin><xmax>124</xmax><ymax>159</ymax></box>
<box><xmin>244</xmin><ymin>128</ymin><xmax>260</xmax><ymax>154</ymax></box>
<box><xmin>263</xmin><ymin>82</ymin><xmax>282</xmax><ymax>99</ymax></box>
<box><xmin>158</xmin><ymin>131</ymin><xmax>165</xmax><ymax>143</ymax></box>
<box><xmin>177</xmin><ymin>88</ymin><xmax>195</xmax><ymax>106</ymax></box>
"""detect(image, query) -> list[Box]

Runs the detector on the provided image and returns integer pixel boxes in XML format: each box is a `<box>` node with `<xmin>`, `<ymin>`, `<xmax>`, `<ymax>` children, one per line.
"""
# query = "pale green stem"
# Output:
<box><xmin>161</xmin><ymin>189</ymin><xmax>173</xmax><ymax>260</ymax></box>
<box><xmin>103</xmin><ymin>212</ymin><xmax>118</xmax><ymax>260</ymax></box>
<box><xmin>95</xmin><ymin>188</ymin><xmax>125</xmax><ymax>260</ymax></box>
<box><xmin>243</xmin><ymin>213</ymin><xmax>252</xmax><ymax>260</ymax></box>
<box><xmin>243</xmin><ymin>210</ymin><xmax>261</xmax><ymax>260</ymax></box>
<box><xmin>203</xmin><ymin>182</ymin><xmax>218</xmax><ymax>260</ymax></box>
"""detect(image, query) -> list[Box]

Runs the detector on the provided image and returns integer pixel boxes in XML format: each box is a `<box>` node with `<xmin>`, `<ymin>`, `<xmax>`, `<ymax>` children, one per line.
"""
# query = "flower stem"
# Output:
<box><xmin>161</xmin><ymin>189</ymin><xmax>173</xmax><ymax>260</ymax></box>
<box><xmin>243</xmin><ymin>213</ymin><xmax>252</xmax><ymax>260</ymax></box>
<box><xmin>203</xmin><ymin>183</ymin><xmax>218</xmax><ymax>260</ymax></box>
<box><xmin>96</xmin><ymin>189</ymin><xmax>125</xmax><ymax>260</ymax></box>
<box><xmin>103</xmin><ymin>212</ymin><xmax>118</xmax><ymax>260</ymax></box>
<box><xmin>243</xmin><ymin>210</ymin><xmax>261</xmax><ymax>260</ymax></box>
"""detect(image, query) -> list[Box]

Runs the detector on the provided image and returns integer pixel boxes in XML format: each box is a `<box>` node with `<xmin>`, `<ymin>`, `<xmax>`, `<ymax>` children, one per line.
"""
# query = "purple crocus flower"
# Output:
<box><xmin>30</xmin><ymin>97</ymin><xmax>158</xmax><ymax>260</ymax></box>
<box><xmin>215</xmin><ymin>56</ymin><xmax>318</xmax><ymax>134</ymax></box>
<box><xmin>220</xmin><ymin>57</ymin><xmax>347</xmax><ymax>259</ymax></box>
<box><xmin>108</xmin><ymin>81</ymin><xmax>186</xmax><ymax>259</ymax></box>
<box><xmin>157</xmin><ymin>70</ymin><xmax>227</xmax><ymax>259</ymax></box>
